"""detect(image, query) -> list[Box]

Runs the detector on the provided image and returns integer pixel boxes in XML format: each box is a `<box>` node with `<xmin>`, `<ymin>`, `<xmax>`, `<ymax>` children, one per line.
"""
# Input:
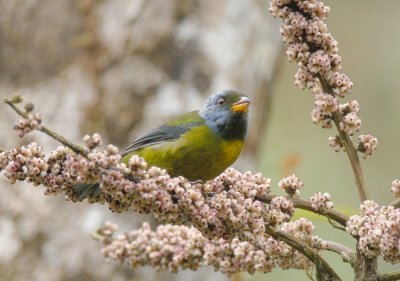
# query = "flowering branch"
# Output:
<box><xmin>318</xmin><ymin>75</ymin><xmax>368</xmax><ymax>201</ymax></box>
<box><xmin>269</xmin><ymin>0</ymin><xmax>374</xmax><ymax>203</ymax></box>
<box><xmin>263</xmin><ymin>194</ymin><xmax>349</xmax><ymax>227</ymax></box>
<box><xmin>268</xmin><ymin>0</ymin><xmax>400</xmax><ymax>280</ymax></box>
<box><xmin>4</xmin><ymin>95</ymin><xmax>88</xmax><ymax>157</ymax></box>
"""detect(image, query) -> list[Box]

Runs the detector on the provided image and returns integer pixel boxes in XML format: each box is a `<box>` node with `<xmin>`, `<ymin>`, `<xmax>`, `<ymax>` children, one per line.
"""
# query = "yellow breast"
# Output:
<box><xmin>219</xmin><ymin>139</ymin><xmax>244</xmax><ymax>168</ymax></box>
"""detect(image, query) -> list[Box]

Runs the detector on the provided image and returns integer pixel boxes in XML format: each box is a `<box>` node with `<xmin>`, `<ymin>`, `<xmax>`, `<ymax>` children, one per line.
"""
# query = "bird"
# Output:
<box><xmin>74</xmin><ymin>90</ymin><xmax>250</xmax><ymax>201</ymax></box>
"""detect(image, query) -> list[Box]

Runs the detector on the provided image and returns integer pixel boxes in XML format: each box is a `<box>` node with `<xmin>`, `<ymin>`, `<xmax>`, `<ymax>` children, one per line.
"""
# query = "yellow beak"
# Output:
<box><xmin>231</xmin><ymin>97</ymin><xmax>251</xmax><ymax>113</ymax></box>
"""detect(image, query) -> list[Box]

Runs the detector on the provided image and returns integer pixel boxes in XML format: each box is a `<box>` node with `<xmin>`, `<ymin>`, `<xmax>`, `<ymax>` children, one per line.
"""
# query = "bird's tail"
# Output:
<box><xmin>73</xmin><ymin>183</ymin><xmax>102</xmax><ymax>201</ymax></box>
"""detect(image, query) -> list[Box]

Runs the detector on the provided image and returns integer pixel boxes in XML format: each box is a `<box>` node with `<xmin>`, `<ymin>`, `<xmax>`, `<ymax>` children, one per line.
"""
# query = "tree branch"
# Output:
<box><xmin>354</xmin><ymin>242</ymin><xmax>378</xmax><ymax>281</ymax></box>
<box><xmin>378</xmin><ymin>270</ymin><xmax>400</xmax><ymax>281</ymax></box>
<box><xmin>265</xmin><ymin>227</ymin><xmax>342</xmax><ymax>281</ymax></box>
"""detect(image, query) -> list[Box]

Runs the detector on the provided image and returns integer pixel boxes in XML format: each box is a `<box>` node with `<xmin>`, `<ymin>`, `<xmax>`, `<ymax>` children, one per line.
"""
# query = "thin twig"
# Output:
<box><xmin>378</xmin><ymin>270</ymin><xmax>400</xmax><ymax>281</ymax></box>
<box><xmin>324</xmin><ymin>240</ymin><xmax>355</xmax><ymax>267</ymax></box>
<box><xmin>265</xmin><ymin>227</ymin><xmax>342</xmax><ymax>281</ymax></box>
<box><xmin>327</xmin><ymin>217</ymin><xmax>346</xmax><ymax>231</ymax></box>
<box><xmin>260</xmin><ymin>194</ymin><xmax>349</xmax><ymax>226</ymax></box>
<box><xmin>306</xmin><ymin>268</ymin><xmax>317</xmax><ymax>281</ymax></box>
<box><xmin>389</xmin><ymin>198</ymin><xmax>400</xmax><ymax>209</ymax></box>
<box><xmin>4</xmin><ymin>95</ymin><xmax>88</xmax><ymax>157</ymax></box>
<box><xmin>318</xmin><ymin>74</ymin><xmax>369</xmax><ymax>202</ymax></box>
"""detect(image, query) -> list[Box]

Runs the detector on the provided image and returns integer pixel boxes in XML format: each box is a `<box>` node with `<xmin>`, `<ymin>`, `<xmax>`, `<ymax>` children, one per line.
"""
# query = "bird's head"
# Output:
<box><xmin>199</xmin><ymin>90</ymin><xmax>250</xmax><ymax>141</ymax></box>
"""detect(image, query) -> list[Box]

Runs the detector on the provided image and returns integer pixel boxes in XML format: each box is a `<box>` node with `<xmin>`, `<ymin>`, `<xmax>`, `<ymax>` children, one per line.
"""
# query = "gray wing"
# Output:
<box><xmin>120</xmin><ymin>122</ymin><xmax>202</xmax><ymax>157</ymax></box>
<box><xmin>120</xmin><ymin>110</ymin><xmax>204</xmax><ymax>157</ymax></box>
<box><xmin>120</xmin><ymin>129</ymin><xmax>173</xmax><ymax>156</ymax></box>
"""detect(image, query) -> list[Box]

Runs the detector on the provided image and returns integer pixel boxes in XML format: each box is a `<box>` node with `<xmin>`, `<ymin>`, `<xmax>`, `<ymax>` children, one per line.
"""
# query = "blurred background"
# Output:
<box><xmin>0</xmin><ymin>0</ymin><xmax>399</xmax><ymax>280</ymax></box>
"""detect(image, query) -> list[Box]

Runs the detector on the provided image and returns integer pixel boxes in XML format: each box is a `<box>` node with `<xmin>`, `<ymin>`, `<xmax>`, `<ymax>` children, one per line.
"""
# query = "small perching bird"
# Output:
<box><xmin>75</xmin><ymin>90</ymin><xmax>250</xmax><ymax>200</ymax></box>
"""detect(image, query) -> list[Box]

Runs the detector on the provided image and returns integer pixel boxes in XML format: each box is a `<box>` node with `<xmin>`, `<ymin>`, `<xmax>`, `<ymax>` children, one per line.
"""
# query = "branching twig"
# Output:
<box><xmin>261</xmin><ymin>194</ymin><xmax>349</xmax><ymax>227</ymax></box>
<box><xmin>4</xmin><ymin>95</ymin><xmax>88</xmax><ymax>157</ymax></box>
<box><xmin>325</xmin><ymin>240</ymin><xmax>355</xmax><ymax>267</ymax></box>
<box><xmin>265</xmin><ymin>227</ymin><xmax>342</xmax><ymax>281</ymax></box>
<box><xmin>389</xmin><ymin>198</ymin><xmax>400</xmax><ymax>209</ymax></box>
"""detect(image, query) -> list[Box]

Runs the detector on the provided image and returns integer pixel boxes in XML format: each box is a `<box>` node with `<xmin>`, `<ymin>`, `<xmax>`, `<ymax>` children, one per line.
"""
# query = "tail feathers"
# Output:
<box><xmin>73</xmin><ymin>183</ymin><xmax>101</xmax><ymax>201</ymax></box>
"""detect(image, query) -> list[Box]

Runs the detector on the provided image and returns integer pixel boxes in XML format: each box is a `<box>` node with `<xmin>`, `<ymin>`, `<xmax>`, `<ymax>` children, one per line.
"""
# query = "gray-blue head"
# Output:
<box><xmin>199</xmin><ymin>90</ymin><xmax>250</xmax><ymax>141</ymax></box>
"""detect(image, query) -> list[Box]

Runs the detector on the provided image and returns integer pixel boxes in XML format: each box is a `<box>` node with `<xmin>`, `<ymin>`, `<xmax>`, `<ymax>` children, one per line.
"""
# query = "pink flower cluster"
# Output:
<box><xmin>357</xmin><ymin>134</ymin><xmax>378</xmax><ymax>159</ymax></box>
<box><xmin>0</xmin><ymin>142</ymin><xmax>47</xmax><ymax>185</ymax></box>
<box><xmin>99</xmin><ymin>222</ymin><xmax>205</xmax><ymax>273</ymax></box>
<box><xmin>268</xmin><ymin>196</ymin><xmax>295</xmax><ymax>224</ymax></box>
<box><xmin>278</xmin><ymin>174</ymin><xmax>303</xmax><ymax>197</ymax></box>
<box><xmin>309</xmin><ymin>192</ymin><xmax>333</xmax><ymax>213</ymax></box>
<box><xmin>328</xmin><ymin>136</ymin><xmax>342</xmax><ymax>152</ymax></box>
<box><xmin>391</xmin><ymin>180</ymin><xmax>400</xmax><ymax>198</ymax></box>
<box><xmin>98</xmin><ymin>218</ymin><xmax>326</xmax><ymax>276</ymax></box>
<box><xmin>311</xmin><ymin>93</ymin><xmax>338</xmax><ymax>128</ymax></box>
<box><xmin>13</xmin><ymin>113</ymin><xmax>43</xmax><ymax>137</ymax></box>
<box><xmin>83</xmin><ymin>133</ymin><xmax>102</xmax><ymax>150</ymax></box>
<box><xmin>346</xmin><ymin>200</ymin><xmax>400</xmax><ymax>262</ymax></box>
<box><xmin>338</xmin><ymin>100</ymin><xmax>362</xmax><ymax>136</ymax></box>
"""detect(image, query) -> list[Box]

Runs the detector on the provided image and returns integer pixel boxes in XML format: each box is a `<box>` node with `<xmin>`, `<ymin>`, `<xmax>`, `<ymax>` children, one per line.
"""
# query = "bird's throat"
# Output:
<box><xmin>215</xmin><ymin>113</ymin><xmax>248</xmax><ymax>141</ymax></box>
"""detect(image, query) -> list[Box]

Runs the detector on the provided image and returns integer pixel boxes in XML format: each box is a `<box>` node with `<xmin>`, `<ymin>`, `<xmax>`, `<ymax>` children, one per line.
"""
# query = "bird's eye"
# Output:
<box><xmin>217</xmin><ymin>98</ymin><xmax>225</xmax><ymax>107</ymax></box>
